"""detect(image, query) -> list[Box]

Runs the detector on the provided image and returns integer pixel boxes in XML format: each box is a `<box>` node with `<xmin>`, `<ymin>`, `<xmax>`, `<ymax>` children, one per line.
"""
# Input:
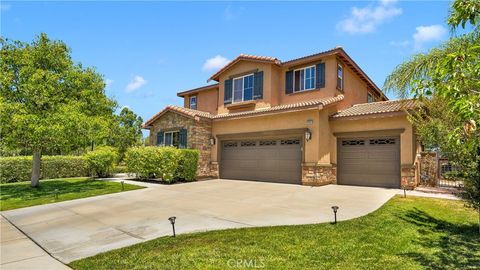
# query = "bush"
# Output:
<box><xmin>175</xmin><ymin>149</ymin><xmax>199</xmax><ymax>181</ymax></box>
<box><xmin>0</xmin><ymin>156</ymin><xmax>88</xmax><ymax>183</ymax></box>
<box><xmin>84</xmin><ymin>146</ymin><xmax>118</xmax><ymax>178</ymax></box>
<box><xmin>124</xmin><ymin>146</ymin><xmax>199</xmax><ymax>183</ymax></box>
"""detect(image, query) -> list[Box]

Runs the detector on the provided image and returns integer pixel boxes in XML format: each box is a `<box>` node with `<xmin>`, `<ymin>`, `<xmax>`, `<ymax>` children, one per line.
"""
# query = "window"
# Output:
<box><xmin>164</xmin><ymin>131</ymin><xmax>180</xmax><ymax>148</ymax></box>
<box><xmin>337</xmin><ymin>64</ymin><xmax>344</xmax><ymax>90</ymax></box>
<box><xmin>294</xmin><ymin>66</ymin><xmax>316</xmax><ymax>92</ymax></box>
<box><xmin>189</xmin><ymin>96</ymin><xmax>197</xmax><ymax>110</ymax></box>
<box><xmin>367</xmin><ymin>92</ymin><xmax>375</xmax><ymax>103</ymax></box>
<box><xmin>232</xmin><ymin>74</ymin><xmax>254</xmax><ymax>103</ymax></box>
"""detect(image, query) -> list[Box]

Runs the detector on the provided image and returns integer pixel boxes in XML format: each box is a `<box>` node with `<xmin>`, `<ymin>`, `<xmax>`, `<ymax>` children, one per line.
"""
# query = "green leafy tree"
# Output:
<box><xmin>384</xmin><ymin>0</ymin><xmax>480</xmax><ymax>229</ymax></box>
<box><xmin>111</xmin><ymin>107</ymin><xmax>143</xmax><ymax>161</ymax></box>
<box><xmin>0</xmin><ymin>33</ymin><xmax>117</xmax><ymax>187</ymax></box>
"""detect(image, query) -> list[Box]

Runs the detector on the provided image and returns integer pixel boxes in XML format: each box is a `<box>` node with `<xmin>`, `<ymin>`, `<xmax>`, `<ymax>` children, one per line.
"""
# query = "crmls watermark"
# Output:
<box><xmin>227</xmin><ymin>258</ymin><xmax>266</xmax><ymax>268</ymax></box>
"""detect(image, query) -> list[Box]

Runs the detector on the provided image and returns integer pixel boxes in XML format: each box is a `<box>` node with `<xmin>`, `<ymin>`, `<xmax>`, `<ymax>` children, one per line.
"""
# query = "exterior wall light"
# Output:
<box><xmin>305</xmin><ymin>130</ymin><xmax>312</xmax><ymax>141</ymax></box>
<box><xmin>209</xmin><ymin>137</ymin><xmax>216</xmax><ymax>145</ymax></box>
<box><xmin>331</xmin><ymin>206</ymin><xmax>339</xmax><ymax>224</ymax></box>
<box><xmin>168</xmin><ymin>216</ymin><xmax>176</xmax><ymax>237</ymax></box>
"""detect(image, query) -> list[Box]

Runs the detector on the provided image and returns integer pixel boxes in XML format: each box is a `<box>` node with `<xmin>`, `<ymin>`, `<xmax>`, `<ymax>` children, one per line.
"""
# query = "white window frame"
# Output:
<box><xmin>189</xmin><ymin>96</ymin><xmax>197</xmax><ymax>110</ymax></box>
<box><xmin>293</xmin><ymin>65</ymin><xmax>316</xmax><ymax>92</ymax></box>
<box><xmin>232</xmin><ymin>73</ymin><xmax>254</xmax><ymax>103</ymax></box>
<box><xmin>337</xmin><ymin>64</ymin><xmax>344</xmax><ymax>91</ymax></box>
<box><xmin>164</xmin><ymin>130</ymin><xmax>180</xmax><ymax>147</ymax></box>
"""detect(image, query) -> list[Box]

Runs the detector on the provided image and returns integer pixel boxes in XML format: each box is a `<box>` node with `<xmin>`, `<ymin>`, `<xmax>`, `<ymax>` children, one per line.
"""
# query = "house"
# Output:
<box><xmin>143</xmin><ymin>47</ymin><xmax>420</xmax><ymax>188</ymax></box>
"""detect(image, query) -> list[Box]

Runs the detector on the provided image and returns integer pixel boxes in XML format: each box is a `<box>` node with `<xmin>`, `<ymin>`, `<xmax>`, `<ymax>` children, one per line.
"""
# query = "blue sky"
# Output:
<box><xmin>1</xmin><ymin>0</ymin><xmax>454</xmax><ymax>124</ymax></box>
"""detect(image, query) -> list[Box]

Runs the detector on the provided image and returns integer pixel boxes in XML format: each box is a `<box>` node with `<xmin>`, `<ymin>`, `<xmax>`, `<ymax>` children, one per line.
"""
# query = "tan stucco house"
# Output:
<box><xmin>143</xmin><ymin>47</ymin><xmax>420</xmax><ymax>188</ymax></box>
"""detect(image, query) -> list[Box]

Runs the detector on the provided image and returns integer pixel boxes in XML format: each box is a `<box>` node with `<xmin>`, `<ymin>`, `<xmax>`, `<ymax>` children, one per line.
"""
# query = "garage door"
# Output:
<box><xmin>221</xmin><ymin>138</ymin><xmax>302</xmax><ymax>184</ymax></box>
<box><xmin>338</xmin><ymin>137</ymin><xmax>400</xmax><ymax>188</ymax></box>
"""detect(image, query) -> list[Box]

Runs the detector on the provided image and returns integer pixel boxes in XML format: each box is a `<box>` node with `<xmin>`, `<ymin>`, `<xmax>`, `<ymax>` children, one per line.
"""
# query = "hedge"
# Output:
<box><xmin>125</xmin><ymin>146</ymin><xmax>199</xmax><ymax>183</ymax></box>
<box><xmin>0</xmin><ymin>156</ymin><xmax>88</xmax><ymax>183</ymax></box>
<box><xmin>84</xmin><ymin>146</ymin><xmax>118</xmax><ymax>178</ymax></box>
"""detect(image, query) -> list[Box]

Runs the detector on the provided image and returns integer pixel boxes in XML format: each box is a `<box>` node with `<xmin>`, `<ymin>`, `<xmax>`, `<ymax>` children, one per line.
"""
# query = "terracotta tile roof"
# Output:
<box><xmin>208</xmin><ymin>54</ymin><xmax>281</xmax><ymax>81</ymax></box>
<box><xmin>331</xmin><ymin>99</ymin><xmax>418</xmax><ymax>119</ymax></box>
<box><xmin>143</xmin><ymin>95</ymin><xmax>345</xmax><ymax>127</ymax></box>
<box><xmin>213</xmin><ymin>95</ymin><xmax>344</xmax><ymax>119</ymax></box>
<box><xmin>177</xmin><ymin>83</ymin><xmax>219</xmax><ymax>97</ymax></box>
<box><xmin>143</xmin><ymin>105</ymin><xmax>214</xmax><ymax>127</ymax></box>
<box><xmin>282</xmin><ymin>47</ymin><xmax>340</xmax><ymax>65</ymax></box>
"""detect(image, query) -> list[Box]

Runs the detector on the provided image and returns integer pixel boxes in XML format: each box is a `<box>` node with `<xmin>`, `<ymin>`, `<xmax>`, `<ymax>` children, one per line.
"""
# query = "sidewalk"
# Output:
<box><xmin>0</xmin><ymin>215</ymin><xmax>70</xmax><ymax>270</ymax></box>
<box><xmin>396</xmin><ymin>189</ymin><xmax>461</xmax><ymax>200</ymax></box>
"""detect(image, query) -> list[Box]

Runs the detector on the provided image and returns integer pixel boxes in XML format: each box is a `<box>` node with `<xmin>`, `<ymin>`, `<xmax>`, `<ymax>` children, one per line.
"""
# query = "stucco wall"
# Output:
<box><xmin>211</xmin><ymin>110</ymin><xmax>320</xmax><ymax>164</ymax></box>
<box><xmin>183</xmin><ymin>88</ymin><xmax>218</xmax><ymax>115</ymax></box>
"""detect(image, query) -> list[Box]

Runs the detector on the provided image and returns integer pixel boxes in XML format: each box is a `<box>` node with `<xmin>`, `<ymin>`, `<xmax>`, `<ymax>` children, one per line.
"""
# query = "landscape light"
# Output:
<box><xmin>168</xmin><ymin>216</ymin><xmax>176</xmax><ymax>237</ymax></box>
<box><xmin>331</xmin><ymin>206</ymin><xmax>339</xmax><ymax>224</ymax></box>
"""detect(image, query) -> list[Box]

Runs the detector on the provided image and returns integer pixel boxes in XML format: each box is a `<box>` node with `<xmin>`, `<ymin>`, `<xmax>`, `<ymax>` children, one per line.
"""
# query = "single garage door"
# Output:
<box><xmin>338</xmin><ymin>136</ymin><xmax>400</xmax><ymax>188</ymax></box>
<box><xmin>221</xmin><ymin>138</ymin><xmax>302</xmax><ymax>184</ymax></box>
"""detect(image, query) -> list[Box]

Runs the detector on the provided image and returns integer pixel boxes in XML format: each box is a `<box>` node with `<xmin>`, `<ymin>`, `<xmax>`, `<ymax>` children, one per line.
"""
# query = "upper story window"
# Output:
<box><xmin>233</xmin><ymin>74</ymin><xmax>254</xmax><ymax>103</ymax></box>
<box><xmin>367</xmin><ymin>92</ymin><xmax>375</xmax><ymax>103</ymax></box>
<box><xmin>189</xmin><ymin>96</ymin><xmax>197</xmax><ymax>110</ymax></box>
<box><xmin>294</xmin><ymin>66</ymin><xmax>316</xmax><ymax>92</ymax></box>
<box><xmin>337</xmin><ymin>64</ymin><xmax>344</xmax><ymax>91</ymax></box>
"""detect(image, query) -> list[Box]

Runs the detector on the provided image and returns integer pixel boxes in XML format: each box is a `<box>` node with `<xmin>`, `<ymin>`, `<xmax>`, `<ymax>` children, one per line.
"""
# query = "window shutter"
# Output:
<box><xmin>316</xmin><ymin>62</ymin><xmax>325</xmax><ymax>89</ymax></box>
<box><xmin>285</xmin><ymin>70</ymin><xmax>293</xmax><ymax>94</ymax></box>
<box><xmin>156</xmin><ymin>131</ymin><xmax>164</xmax><ymax>146</ymax></box>
<box><xmin>253</xmin><ymin>71</ymin><xmax>264</xmax><ymax>99</ymax></box>
<box><xmin>224</xmin><ymin>79</ymin><xmax>233</xmax><ymax>104</ymax></box>
<box><xmin>179</xmin><ymin>128</ymin><xmax>187</xmax><ymax>149</ymax></box>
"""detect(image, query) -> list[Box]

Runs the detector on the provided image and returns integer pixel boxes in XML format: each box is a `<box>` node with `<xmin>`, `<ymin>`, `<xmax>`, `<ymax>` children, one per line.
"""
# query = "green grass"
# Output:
<box><xmin>70</xmin><ymin>196</ymin><xmax>479</xmax><ymax>270</ymax></box>
<box><xmin>0</xmin><ymin>178</ymin><xmax>144</xmax><ymax>211</ymax></box>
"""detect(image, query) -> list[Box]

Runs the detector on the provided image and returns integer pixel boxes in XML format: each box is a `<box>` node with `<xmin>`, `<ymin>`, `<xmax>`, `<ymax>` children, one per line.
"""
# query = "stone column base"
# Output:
<box><xmin>302</xmin><ymin>164</ymin><xmax>336</xmax><ymax>186</ymax></box>
<box><xmin>401</xmin><ymin>165</ymin><xmax>417</xmax><ymax>189</ymax></box>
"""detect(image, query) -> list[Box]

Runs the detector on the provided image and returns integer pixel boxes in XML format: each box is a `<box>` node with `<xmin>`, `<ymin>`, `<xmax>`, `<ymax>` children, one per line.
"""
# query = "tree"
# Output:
<box><xmin>384</xmin><ymin>0</ymin><xmax>480</xmax><ymax>230</ymax></box>
<box><xmin>111</xmin><ymin>107</ymin><xmax>143</xmax><ymax>161</ymax></box>
<box><xmin>0</xmin><ymin>33</ymin><xmax>117</xmax><ymax>187</ymax></box>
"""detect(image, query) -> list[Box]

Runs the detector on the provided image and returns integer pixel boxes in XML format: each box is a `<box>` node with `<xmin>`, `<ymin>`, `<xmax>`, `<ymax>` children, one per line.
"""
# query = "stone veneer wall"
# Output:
<box><xmin>302</xmin><ymin>164</ymin><xmax>336</xmax><ymax>186</ymax></box>
<box><xmin>149</xmin><ymin>111</ymin><xmax>217</xmax><ymax>179</ymax></box>
<box><xmin>401</xmin><ymin>165</ymin><xmax>417</xmax><ymax>189</ymax></box>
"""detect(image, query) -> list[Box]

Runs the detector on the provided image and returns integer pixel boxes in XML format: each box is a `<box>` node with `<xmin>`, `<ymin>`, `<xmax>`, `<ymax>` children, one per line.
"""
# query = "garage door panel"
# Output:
<box><xmin>338</xmin><ymin>136</ymin><xmax>400</xmax><ymax>188</ymax></box>
<box><xmin>221</xmin><ymin>138</ymin><xmax>301</xmax><ymax>184</ymax></box>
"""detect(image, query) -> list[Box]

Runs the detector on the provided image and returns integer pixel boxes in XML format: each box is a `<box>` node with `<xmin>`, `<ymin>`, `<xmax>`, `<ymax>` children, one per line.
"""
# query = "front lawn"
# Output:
<box><xmin>0</xmin><ymin>178</ymin><xmax>144</xmax><ymax>211</ymax></box>
<box><xmin>70</xmin><ymin>196</ymin><xmax>479</xmax><ymax>270</ymax></box>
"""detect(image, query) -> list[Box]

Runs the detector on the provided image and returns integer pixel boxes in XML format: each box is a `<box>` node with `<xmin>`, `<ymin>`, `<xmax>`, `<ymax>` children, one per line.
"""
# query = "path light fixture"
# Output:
<box><xmin>331</xmin><ymin>206</ymin><xmax>339</xmax><ymax>224</ymax></box>
<box><xmin>402</xmin><ymin>185</ymin><xmax>407</xmax><ymax>198</ymax></box>
<box><xmin>305</xmin><ymin>129</ymin><xmax>312</xmax><ymax>141</ymax></box>
<box><xmin>121</xmin><ymin>181</ymin><xmax>125</xmax><ymax>191</ymax></box>
<box><xmin>54</xmin><ymin>189</ymin><xmax>59</xmax><ymax>200</ymax></box>
<box><xmin>168</xmin><ymin>216</ymin><xmax>176</xmax><ymax>237</ymax></box>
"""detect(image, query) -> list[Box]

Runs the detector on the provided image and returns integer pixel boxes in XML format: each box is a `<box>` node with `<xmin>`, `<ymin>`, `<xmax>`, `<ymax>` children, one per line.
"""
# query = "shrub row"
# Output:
<box><xmin>0</xmin><ymin>156</ymin><xmax>88</xmax><ymax>183</ymax></box>
<box><xmin>125</xmin><ymin>146</ymin><xmax>199</xmax><ymax>182</ymax></box>
<box><xmin>84</xmin><ymin>146</ymin><xmax>118</xmax><ymax>178</ymax></box>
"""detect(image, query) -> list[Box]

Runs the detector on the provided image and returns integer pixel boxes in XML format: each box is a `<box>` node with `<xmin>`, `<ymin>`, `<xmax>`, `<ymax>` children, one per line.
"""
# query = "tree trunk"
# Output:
<box><xmin>31</xmin><ymin>150</ymin><xmax>41</xmax><ymax>188</ymax></box>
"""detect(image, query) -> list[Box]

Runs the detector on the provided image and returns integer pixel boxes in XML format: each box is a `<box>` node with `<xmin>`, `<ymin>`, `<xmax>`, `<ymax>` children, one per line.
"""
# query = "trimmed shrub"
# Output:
<box><xmin>0</xmin><ymin>156</ymin><xmax>88</xmax><ymax>183</ymax></box>
<box><xmin>125</xmin><ymin>146</ymin><xmax>198</xmax><ymax>183</ymax></box>
<box><xmin>84</xmin><ymin>146</ymin><xmax>118</xmax><ymax>178</ymax></box>
<box><xmin>175</xmin><ymin>149</ymin><xmax>200</xmax><ymax>181</ymax></box>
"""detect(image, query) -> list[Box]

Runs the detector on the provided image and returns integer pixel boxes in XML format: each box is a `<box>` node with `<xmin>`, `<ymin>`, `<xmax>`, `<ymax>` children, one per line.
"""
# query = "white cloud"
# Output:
<box><xmin>202</xmin><ymin>55</ymin><xmax>230</xmax><ymax>72</ymax></box>
<box><xmin>105</xmin><ymin>79</ymin><xmax>113</xmax><ymax>89</ymax></box>
<box><xmin>413</xmin><ymin>25</ymin><xmax>447</xmax><ymax>49</ymax></box>
<box><xmin>389</xmin><ymin>40</ymin><xmax>410</xmax><ymax>47</ymax></box>
<box><xmin>337</xmin><ymin>0</ymin><xmax>402</xmax><ymax>34</ymax></box>
<box><xmin>125</xmin><ymin>75</ymin><xmax>147</xmax><ymax>93</ymax></box>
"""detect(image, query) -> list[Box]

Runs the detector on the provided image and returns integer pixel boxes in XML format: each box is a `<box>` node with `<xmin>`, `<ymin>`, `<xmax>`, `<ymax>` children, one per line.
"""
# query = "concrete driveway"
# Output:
<box><xmin>1</xmin><ymin>179</ymin><xmax>397</xmax><ymax>263</ymax></box>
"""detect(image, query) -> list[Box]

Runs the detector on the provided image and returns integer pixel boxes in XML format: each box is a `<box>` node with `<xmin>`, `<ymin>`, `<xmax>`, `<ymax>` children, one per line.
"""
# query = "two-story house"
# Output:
<box><xmin>143</xmin><ymin>47</ymin><xmax>419</xmax><ymax>188</ymax></box>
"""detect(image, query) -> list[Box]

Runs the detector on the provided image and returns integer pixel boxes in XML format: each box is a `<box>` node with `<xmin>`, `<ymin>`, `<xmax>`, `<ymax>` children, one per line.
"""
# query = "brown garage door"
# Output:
<box><xmin>221</xmin><ymin>138</ymin><xmax>302</xmax><ymax>184</ymax></box>
<box><xmin>338</xmin><ymin>137</ymin><xmax>400</xmax><ymax>188</ymax></box>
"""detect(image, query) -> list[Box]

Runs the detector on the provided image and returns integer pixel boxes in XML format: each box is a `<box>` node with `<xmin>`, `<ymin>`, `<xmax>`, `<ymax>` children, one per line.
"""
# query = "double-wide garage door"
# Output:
<box><xmin>338</xmin><ymin>136</ymin><xmax>400</xmax><ymax>188</ymax></box>
<box><xmin>221</xmin><ymin>138</ymin><xmax>302</xmax><ymax>184</ymax></box>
